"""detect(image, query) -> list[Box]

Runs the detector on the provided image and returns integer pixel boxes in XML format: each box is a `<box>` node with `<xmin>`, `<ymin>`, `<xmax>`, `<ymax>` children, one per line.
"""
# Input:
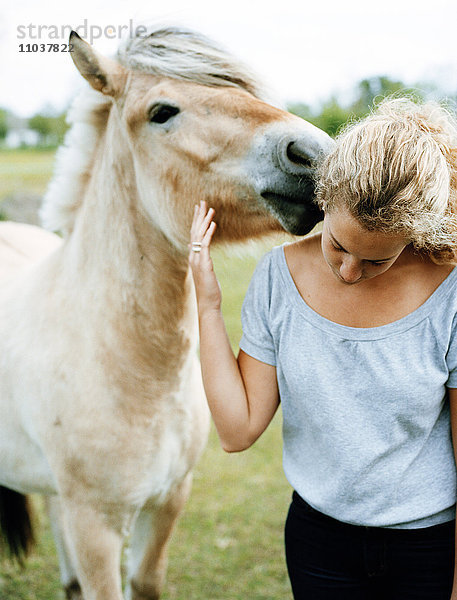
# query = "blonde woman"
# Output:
<box><xmin>189</xmin><ymin>98</ymin><xmax>457</xmax><ymax>599</ymax></box>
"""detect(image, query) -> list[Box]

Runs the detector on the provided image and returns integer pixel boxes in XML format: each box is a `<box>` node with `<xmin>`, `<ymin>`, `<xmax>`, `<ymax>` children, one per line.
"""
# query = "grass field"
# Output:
<box><xmin>0</xmin><ymin>149</ymin><xmax>294</xmax><ymax>599</ymax></box>
<box><xmin>0</xmin><ymin>149</ymin><xmax>57</xmax><ymax>201</ymax></box>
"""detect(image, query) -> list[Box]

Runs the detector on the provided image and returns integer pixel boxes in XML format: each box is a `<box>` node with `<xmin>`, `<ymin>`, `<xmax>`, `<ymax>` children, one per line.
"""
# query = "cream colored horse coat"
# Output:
<box><xmin>0</xmin><ymin>27</ymin><xmax>333</xmax><ymax>600</ymax></box>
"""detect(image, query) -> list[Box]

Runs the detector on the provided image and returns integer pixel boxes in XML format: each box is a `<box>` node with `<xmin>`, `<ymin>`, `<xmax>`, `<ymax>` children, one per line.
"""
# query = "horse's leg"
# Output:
<box><xmin>126</xmin><ymin>474</ymin><xmax>193</xmax><ymax>600</ymax></box>
<box><xmin>59</xmin><ymin>497</ymin><xmax>124</xmax><ymax>600</ymax></box>
<box><xmin>45</xmin><ymin>496</ymin><xmax>83</xmax><ymax>600</ymax></box>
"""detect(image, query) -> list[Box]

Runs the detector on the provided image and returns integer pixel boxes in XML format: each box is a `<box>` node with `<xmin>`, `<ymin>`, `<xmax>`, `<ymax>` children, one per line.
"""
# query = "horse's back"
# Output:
<box><xmin>0</xmin><ymin>222</ymin><xmax>62</xmax><ymax>495</ymax></box>
<box><xmin>0</xmin><ymin>221</ymin><xmax>61</xmax><ymax>283</ymax></box>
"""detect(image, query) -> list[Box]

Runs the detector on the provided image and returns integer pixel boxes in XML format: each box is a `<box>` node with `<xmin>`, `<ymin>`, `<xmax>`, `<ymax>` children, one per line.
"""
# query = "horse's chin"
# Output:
<box><xmin>261</xmin><ymin>191</ymin><xmax>324</xmax><ymax>236</ymax></box>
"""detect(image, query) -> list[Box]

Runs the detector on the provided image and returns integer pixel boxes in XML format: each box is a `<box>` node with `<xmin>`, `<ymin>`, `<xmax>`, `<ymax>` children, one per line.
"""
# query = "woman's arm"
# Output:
<box><xmin>189</xmin><ymin>201</ymin><xmax>280</xmax><ymax>452</ymax></box>
<box><xmin>447</xmin><ymin>387</ymin><xmax>457</xmax><ymax>599</ymax></box>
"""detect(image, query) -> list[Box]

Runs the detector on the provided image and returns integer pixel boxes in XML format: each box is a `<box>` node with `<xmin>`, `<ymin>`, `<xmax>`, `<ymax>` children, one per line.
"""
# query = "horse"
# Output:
<box><xmin>0</xmin><ymin>27</ymin><xmax>333</xmax><ymax>600</ymax></box>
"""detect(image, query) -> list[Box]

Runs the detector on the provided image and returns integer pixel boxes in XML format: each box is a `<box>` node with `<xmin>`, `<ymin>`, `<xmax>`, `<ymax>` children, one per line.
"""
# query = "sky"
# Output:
<box><xmin>1</xmin><ymin>0</ymin><xmax>456</xmax><ymax>118</ymax></box>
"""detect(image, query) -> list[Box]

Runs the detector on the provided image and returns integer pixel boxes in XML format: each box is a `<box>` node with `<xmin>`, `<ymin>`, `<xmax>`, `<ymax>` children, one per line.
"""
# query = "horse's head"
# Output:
<box><xmin>68</xmin><ymin>28</ymin><xmax>334</xmax><ymax>249</ymax></box>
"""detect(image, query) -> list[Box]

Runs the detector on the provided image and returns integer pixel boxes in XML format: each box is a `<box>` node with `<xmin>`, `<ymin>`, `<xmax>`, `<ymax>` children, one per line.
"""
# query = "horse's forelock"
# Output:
<box><xmin>116</xmin><ymin>27</ymin><xmax>270</xmax><ymax>101</ymax></box>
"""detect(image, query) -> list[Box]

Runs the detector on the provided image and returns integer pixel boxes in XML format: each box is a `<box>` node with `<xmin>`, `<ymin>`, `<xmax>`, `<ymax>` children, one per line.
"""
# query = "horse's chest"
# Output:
<box><xmin>60</xmin><ymin>385</ymin><xmax>209</xmax><ymax>506</ymax></box>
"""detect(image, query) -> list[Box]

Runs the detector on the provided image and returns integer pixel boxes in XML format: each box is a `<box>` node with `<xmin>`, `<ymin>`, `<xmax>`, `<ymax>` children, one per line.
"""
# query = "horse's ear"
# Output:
<box><xmin>69</xmin><ymin>31</ymin><xmax>127</xmax><ymax>97</ymax></box>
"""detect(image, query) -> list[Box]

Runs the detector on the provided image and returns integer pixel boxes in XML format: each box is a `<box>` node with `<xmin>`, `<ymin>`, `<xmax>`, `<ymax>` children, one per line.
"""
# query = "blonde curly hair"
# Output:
<box><xmin>315</xmin><ymin>98</ymin><xmax>457</xmax><ymax>264</ymax></box>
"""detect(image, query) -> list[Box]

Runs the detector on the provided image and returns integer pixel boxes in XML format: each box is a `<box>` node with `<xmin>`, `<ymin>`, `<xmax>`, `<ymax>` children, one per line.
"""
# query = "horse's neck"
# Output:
<box><xmin>62</xmin><ymin>132</ymin><xmax>196</xmax><ymax>366</ymax></box>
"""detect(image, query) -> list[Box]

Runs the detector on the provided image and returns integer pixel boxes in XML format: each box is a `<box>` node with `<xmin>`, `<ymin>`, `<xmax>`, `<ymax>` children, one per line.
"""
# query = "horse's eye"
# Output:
<box><xmin>149</xmin><ymin>104</ymin><xmax>180</xmax><ymax>124</ymax></box>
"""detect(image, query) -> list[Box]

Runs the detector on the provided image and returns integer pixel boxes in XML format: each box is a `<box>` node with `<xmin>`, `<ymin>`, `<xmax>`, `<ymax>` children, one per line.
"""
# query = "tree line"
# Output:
<box><xmin>288</xmin><ymin>75</ymin><xmax>455</xmax><ymax>137</ymax></box>
<box><xmin>0</xmin><ymin>107</ymin><xmax>68</xmax><ymax>148</ymax></box>
<box><xmin>0</xmin><ymin>75</ymin><xmax>455</xmax><ymax>148</ymax></box>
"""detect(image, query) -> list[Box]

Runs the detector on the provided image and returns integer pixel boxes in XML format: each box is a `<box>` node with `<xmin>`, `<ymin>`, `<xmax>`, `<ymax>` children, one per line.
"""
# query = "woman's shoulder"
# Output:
<box><xmin>283</xmin><ymin>232</ymin><xmax>323</xmax><ymax>278</ymax></box>
<box><xmin>247</xmin><ymin>237</ymin><xmax>318</xmax><ymax>296</ymax></box>
<box><xmin>284</xmin><ymin>232</ymin><xmax>321</xmax><ymax>256</ymax></box>
<box><xmin>393</xmin><ymin>249</ymin><xmax>457</xmax><ymax>326</ymax></box>
<box><xmin>401</xmin><ymin>248</ymin><xmax>457</xmax><ymax>296</ymax></box>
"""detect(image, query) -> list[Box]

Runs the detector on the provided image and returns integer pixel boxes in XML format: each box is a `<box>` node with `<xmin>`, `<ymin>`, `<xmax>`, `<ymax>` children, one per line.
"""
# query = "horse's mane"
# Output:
<box><xmin>118</xmin><ymin>27</ymin><xmax>269</xmax><ymax>98</ymax></box>
<box><xmin>40</xmin><ymin>27</ymin><xmax>270</xmax><ymax>235</ymax></box>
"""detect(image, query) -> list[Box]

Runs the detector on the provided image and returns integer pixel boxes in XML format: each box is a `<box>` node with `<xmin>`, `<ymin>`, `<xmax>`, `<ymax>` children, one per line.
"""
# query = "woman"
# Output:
<box><xmin>189</xmin><ymin>98</ymin><xmax>457</xmax><ymax>599</ymax></box>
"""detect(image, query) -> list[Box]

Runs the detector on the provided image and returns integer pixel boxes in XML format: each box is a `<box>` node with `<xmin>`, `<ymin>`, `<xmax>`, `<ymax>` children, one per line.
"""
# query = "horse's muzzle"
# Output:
<box><xmin>246</xmin><ymin>119</ymin><xmax>333</xmax><ymax>235</ymax></box>
<box><xmin>261</xmin><ymin>184</ymin><xmax>324</xmax><ymax>236</ymax></box>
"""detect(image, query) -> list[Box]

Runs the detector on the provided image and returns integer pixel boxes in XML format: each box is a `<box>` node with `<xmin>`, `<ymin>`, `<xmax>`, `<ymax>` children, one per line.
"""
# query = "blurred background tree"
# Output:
<box><xmin>287</xmin><ymin>75</ymin><xmax>447</xmax><ymax>137</ymax></box>
<box><xmin>0</xmin><ymin>108</ymin><xmax>9</xmax><ymax>143</ymax></box>
<box><xmin>28</xmin><ymin>110</ymin><xmax>68</xmax><ymax>148</ymax></box>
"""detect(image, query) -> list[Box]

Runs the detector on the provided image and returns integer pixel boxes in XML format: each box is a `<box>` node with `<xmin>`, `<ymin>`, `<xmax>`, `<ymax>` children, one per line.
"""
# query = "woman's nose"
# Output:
<box><xmin>339</xmin><ymin>255</ymin><xmax>362</xmax><ymax>283</ymax></box>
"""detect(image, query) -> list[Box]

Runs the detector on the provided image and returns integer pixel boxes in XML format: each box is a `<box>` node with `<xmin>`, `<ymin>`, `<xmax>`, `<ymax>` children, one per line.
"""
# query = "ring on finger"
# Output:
<box><xmin>191</xmin><ymin>241</ymin><xmax>202</xmax><ymax>253</ymax></box>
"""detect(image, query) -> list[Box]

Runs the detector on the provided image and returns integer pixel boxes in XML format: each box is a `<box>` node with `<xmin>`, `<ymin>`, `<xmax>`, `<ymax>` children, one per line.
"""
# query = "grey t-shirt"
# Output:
<box><xmin>239</xmin><ymin>244</ymin><xmax>457</xmax><ymax>529</ymax></box>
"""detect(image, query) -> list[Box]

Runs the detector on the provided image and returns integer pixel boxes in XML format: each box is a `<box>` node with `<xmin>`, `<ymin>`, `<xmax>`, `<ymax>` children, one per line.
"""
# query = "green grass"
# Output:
<box><xmin>0</xmin><ymin>149</ymin><xmax>56</xmax><ymax>201</ymax></box>
<box><xmin>161</xmin><ymin>419</ymin><xmax>291</xmax><ymax>600</ymax></box>
<box><xmin>0</xmin><ymin>150</ymin><xmax>294</xmax><ymax>598</ymax></box>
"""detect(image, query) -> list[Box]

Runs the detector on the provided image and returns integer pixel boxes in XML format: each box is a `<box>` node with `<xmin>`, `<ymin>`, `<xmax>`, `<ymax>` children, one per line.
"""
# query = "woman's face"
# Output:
<box><xmin>321</xmin><ymin>208</ymin><xmax>409</xmax><ymax>285</ymax></box>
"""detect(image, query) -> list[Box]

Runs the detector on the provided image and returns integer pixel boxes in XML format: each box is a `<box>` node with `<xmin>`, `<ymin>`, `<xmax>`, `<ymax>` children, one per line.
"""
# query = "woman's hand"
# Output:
<box><xmin>188</xmin><ymin>201</ymin><xmax>221</xmax><ymax>315</ymax></box>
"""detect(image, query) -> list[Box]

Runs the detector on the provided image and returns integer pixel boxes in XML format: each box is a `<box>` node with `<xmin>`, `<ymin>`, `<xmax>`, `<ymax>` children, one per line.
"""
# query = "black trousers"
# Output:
<box><xmin>285</xmin><ymin>491</ymin><xmax>455</xmax><ymax>600</ymax></box>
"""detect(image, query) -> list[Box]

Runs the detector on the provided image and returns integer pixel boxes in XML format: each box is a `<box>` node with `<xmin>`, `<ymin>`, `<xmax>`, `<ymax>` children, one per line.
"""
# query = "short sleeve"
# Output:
<box><xmin>446</xmin><ymin>313</ymin><xmax>457</xmax><ymax>388</ymax></box>
<box><xmin>239</xmin><ymin>252</ymin><xmax>276</xmax><ymax>366</ymax></box>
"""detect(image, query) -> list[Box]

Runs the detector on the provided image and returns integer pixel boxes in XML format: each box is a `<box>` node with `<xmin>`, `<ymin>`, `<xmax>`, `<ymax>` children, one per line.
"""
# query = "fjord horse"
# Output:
<box><xmin>0</xmin><ymin>27</ymin><xmax>332</xmax><ymax>599</ymax></box>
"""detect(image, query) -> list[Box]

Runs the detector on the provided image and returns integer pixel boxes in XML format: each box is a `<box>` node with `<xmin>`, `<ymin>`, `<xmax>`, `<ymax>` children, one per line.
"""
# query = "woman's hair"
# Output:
<box><xmin>315</xmin><ymin>97</ymin><xmax>457</xmax><ymax>263</ymax></box>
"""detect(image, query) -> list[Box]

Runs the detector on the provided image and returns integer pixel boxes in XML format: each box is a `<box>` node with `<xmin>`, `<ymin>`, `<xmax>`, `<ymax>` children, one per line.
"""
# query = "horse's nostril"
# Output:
<box><xmin>286</xmin><ymin>141</ymin><xmax>314</xmax><ymax>170</ymax></box>
<box><xmin>277</xmin><ymin>135</ymin><xmax>318</xmax><ymax>175</ymax></box>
